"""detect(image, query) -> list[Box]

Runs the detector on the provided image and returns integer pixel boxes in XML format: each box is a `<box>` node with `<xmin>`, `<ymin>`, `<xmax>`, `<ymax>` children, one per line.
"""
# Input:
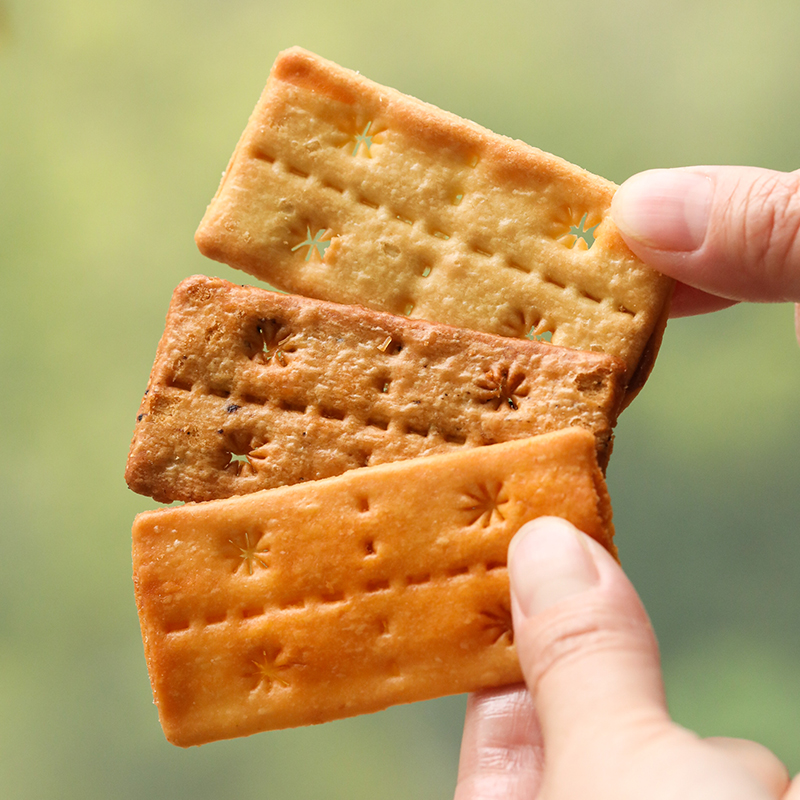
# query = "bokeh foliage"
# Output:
<box><xmin>1</xmin><ymin>0</ymin><xmax>799</xmax><ymax>796</ymax></box>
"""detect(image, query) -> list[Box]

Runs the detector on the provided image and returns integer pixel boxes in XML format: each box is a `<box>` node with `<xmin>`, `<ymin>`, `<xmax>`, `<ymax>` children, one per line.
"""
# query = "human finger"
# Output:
<box><xmin>794</xmin><ymin>303</ymin><xmax>800</xmax><ymax>344</ymax></box>
<box><xmin>611</xmin><ymin>166</ymin><xmax>800</xmax><ymax>304</ymax></box>
<box><xmin>453</xmin><ymin>685</ymin><xmax>544</xmax><ymax>800</ymax></box>
<box><xmin>705</xmin><ymin>737</ymin><xmax>790</xmax><ymax>798</ymax></box>
<box><xmin>508</xmin><ymin>517</ymin><xmax>668</xmax><ymax>760</ymax></box>
<box><xmin>668</xmin><ymin>282</ymin><xmax>739</xmax><ymax>318</ymax></box>
<box><xmin>784</xmin><ymin>773</ymin><xmax>800</xmax><ymax>799</ymax></box>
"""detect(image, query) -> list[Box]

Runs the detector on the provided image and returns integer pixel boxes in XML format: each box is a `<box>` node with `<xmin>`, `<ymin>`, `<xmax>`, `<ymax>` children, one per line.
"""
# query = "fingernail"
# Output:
<box><xmin>509</xmin><ymin>517</ymin><xmax>600</xmax><ymax>617</ymax></box>
<box><xmin>612</xmin><ymin>169</ymin><xmax>714</xmax><ymax>251</ymax></box>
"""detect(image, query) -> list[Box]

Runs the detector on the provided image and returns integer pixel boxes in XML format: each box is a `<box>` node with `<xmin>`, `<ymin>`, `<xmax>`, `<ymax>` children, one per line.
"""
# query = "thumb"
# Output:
<box><xmin>611</xmin><ymin>166</ymin><xmax>800</xmax><ymax>304</ymax></box>
<box><xmin>508</xmin><ymin>517</ymin><xmax>667</xmax><ymax>756</ymax></box>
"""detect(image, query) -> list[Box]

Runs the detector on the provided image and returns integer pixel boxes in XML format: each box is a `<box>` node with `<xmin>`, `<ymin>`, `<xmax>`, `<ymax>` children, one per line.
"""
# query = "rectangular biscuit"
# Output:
<box><xmin>132</xmin><ymin>427</ymin><xmax>615</xmax><ymax>746</ymax></box>
<box><xmin>126</xmin><ymin>275</ymin><xmax>626</xmax><ymax>504</ymax></box>
<box><xmin>195</xmin><ymin>47</ymin><xmax>673</xmax><ymax>401</ymax></box>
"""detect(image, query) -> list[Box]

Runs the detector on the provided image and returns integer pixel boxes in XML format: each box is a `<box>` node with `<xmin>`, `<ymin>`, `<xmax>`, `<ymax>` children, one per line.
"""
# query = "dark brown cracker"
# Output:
<box><xmin>126</xmin><ymin>275</ymin><xmax>626</xmax><ymax>503</ymax></box>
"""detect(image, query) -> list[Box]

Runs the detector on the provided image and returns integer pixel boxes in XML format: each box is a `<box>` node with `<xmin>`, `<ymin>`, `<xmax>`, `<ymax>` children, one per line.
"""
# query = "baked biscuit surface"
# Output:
<box><xmin>132</xmin><ymin>428</ymin><xmax>614</xmax><ymax>746</ymax></box>
<box><xmin>125</xmin><ymin>275</ymin><xmax>626</xmax><ymax>503</ymax></box>
<box><xmin>196</xmin><ymin>47</ymin><xmax>673</xmax><ymax>399</ymax></box>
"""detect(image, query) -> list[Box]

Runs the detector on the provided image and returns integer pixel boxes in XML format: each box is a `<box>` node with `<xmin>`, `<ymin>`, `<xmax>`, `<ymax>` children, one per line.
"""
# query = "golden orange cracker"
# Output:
<box><xmin>195</xmin><ymin>47</ymin><xmax>673</xmax><ymax>402</ymax></box>
<box><xmin>132</xmin><ymin>428</ymin><xmax>614</xmax><ymax>746</ymax></box>
<box><xmin>125</xmin><ymin>276</ymin><xmax>625</xmax><ymax>503</ymax></box>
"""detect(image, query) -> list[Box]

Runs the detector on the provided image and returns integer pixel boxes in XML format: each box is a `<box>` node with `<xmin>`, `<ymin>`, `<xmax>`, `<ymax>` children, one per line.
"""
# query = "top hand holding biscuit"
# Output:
<box><xmin>613</xmin><ymin>165</ymin><xmax>800</xmax><ymax>326</ymax></box>
<box><xmin>453</xmin><ymin>166</ymin><xmax>800</xmax><ymax>799</ymax></box>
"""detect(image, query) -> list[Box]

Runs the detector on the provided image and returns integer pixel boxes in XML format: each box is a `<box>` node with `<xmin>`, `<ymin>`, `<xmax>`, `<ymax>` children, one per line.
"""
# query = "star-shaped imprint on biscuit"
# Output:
<box><xmin>497</xmin><ymin>306</ymin><xmax>541</xmax><ymax>340</ymax></box>
<box><xmin>461</xmin><ymin>481</ymin><xmax>511</xmax><ymax>528</ymax></box>
<box><xmin>352</xmin><ymin>122</ymin><xmax>374</xmax><ymax>156</ymax></box>
<box><xmin>552</xmin><ymin>208</ymin><xmax>600</xmax><ymax>250</ymax></box>
<box><xmin>225</xmin><ymin>440</ymin><xmax>272</xmax><ymax>478</ymax></box>
<box><xmin>480</xmin><ymin>603</ymin><xmax>514</xmax><ymax>646</ymax></box>
<box><xmin>242</xmin><ymin>443</ymin><xmax>271</xmax><ymax>473</ymax></box>
<box><xmin>227</xmin><ymin>451</ymin><xmax>255</xmax><ymax>477</ymax></box>
<box><xmin>346</xmin><ymin>120</ymin><xmax>386</xmax><ymax>157</ymax></box>
<box><xmin>474</xmin><ymin>365</ymin><xmax>529</xmax><ymax>411</ymax></box>
<box><xmin>249</xmin><ymin>647</ymin><xmax>301</xmax><ymax>692</ymax></box>
<box><xmin>253</xmin><ymin>319</ymin><xmax>298</xmax><ymax>366</ymax></box>
<box><xmin>525</xmin><ymin>326</ymin><xmax>552</xmax><ymax>343</ymax></box>
<box><xmin>231</xmin><ymin>530</ymin><xmax>270</xmax><ymax>575</ymax></box>
<box><xmin>291</xmin><ymin>227</ymin><xmax>332</xmax><ymax>261</ymax></box>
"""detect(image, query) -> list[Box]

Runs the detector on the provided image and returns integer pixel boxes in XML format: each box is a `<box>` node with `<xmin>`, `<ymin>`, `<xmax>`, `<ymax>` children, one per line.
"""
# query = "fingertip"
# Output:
<box><xmin>612</xmin><ymin>168</ymin><xmax>713</xmax><ymax>252</ymax></box>
<box><xmin>508</xmin><ymin>517</ymin><xmax>599</xmax><ymax>618</ymax></box>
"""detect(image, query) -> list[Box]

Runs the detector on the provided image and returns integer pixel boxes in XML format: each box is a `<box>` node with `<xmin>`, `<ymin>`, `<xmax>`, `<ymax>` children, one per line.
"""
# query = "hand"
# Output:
<box><xmin>454</xmin><ymin>517</ymin><xmax>799</xmax><ymax>799</ymax></box>
<box><xmin>454</xmin><ymin>165</ymin><xmax>800</xmax><ymax>798</ymax></box>
<box><xmin>610</xmin><ymin>165</ymin><xmax>800</xmax><ymax>343</ymax></box>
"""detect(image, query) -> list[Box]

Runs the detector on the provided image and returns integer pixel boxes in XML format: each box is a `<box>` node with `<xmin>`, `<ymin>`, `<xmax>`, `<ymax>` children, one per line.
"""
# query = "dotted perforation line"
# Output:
<box><xmin>162</xmin><ymin>560</ymin><xmax>508</xmax><ymax>635</ymax></box>
<box><xmin>162</xmin><ymin>379</ymin><xmax>483</xmax><ymax>450</ymax></box>
<box><xmin>251</xmin><ymin>148</ymin><xmax>638</xmax><ymax>319</ymax></box>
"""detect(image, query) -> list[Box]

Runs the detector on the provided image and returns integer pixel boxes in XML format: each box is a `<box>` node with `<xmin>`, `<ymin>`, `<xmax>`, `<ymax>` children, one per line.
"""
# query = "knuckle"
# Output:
<box><xmin>522</xmin><ymin>604</ymin><xmax>651</xmax><ymax>699</ymax></box>
<box><xmin>731</xmin><ymin>172</ymin><xmax>800</xmax><ymax>297</ymax></box>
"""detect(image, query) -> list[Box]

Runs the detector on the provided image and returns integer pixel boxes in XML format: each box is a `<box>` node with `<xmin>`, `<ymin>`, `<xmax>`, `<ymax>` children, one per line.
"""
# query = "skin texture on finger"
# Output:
<box><xmin>705</xmin><ymin>737</ymin><xmax>790</xmax><ymax>798</ymax></box>
<box><xmin>612</xmin><ymin>166</ymin><xmax>800</xmax><ymax>304</ymax></box>
<box><xmin>453</xmin><ymin>686</ymin><xmax>544</xmax><ymax>800</ymax></box>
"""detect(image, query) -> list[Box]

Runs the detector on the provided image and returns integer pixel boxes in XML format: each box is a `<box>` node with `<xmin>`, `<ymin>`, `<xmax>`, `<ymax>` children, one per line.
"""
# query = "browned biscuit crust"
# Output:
<box><xmin>125</xmin><ymin>275</ymin><xmax>626</xmax><ymax>503</ymax></box>
<box><xmin>132</xmin><ymin>428</ymin><xmax>614</xmax><ymax>746</ymax></box>
<box><xmin>195</xmin><ymin>47</ymin><xmax>673</xmax><ymax>402</ymax></box>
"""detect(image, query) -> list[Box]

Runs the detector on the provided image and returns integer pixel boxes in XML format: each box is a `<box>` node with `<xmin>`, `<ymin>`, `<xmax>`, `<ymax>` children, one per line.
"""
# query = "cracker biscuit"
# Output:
<box><xmin>132</xmin><ymin>427</ymin><xmax>614</xmax><ymax>746</ymax></box>
<box><xmin>126</xmin><ymin>275</ymin><xmax>625</xmax><ymax>503</ymax></box>
<box><xmin>195</xmin><ymin>47</ymin><xmax>673</xmax><ymax>402</ymax></box>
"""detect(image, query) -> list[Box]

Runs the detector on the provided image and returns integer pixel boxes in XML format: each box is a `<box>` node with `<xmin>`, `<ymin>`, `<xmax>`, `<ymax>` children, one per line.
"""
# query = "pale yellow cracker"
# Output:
<box><xmin>133</xmin><ymin>428</ymin><xmax>615</xmax><ymax>746</ymax></box>
<box><xmin>195</xmin><ymin>47</ymin><xmax>673</xmax><ymax>401</ymax></box>
<box><xmin>126</xmin><ymin>275</ymin><xmax>625</xmax><ymax>503</ymax></box>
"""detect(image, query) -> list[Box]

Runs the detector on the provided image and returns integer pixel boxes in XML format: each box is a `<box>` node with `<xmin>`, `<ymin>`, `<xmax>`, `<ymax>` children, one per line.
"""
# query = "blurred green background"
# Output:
<box><xmin>1</xmin><ymin>0</ymin><xmax>799</xmax><ymax>797</ymax></box>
